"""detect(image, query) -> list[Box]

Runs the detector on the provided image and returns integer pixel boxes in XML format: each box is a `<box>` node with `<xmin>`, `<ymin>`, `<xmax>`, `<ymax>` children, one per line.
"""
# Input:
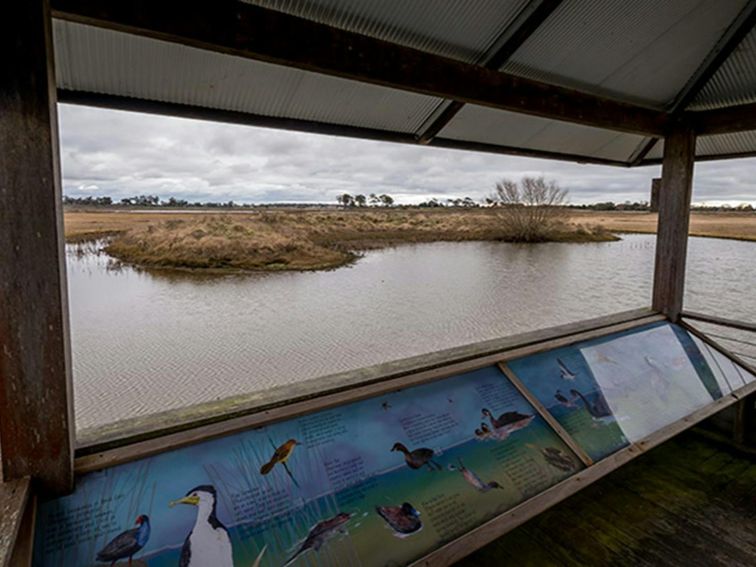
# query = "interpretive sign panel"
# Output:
<box><xmin>509</xmin><ymin>322</ymin><xmax>723</xmax><ymax>458</ymax></box>
<box><xmin>691</xmin><ymin>335</ymin><xmax>756</xmax><ymax>394</ymax></box>
<box><xmin>34</xmin><ymin>366</ymin><xmax>580</xmax><ymax>567</ymax></box>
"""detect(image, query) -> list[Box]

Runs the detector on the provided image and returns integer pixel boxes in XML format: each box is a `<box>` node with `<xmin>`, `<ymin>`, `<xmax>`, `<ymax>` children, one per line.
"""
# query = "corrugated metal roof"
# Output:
<box><xmin>641</xmin><ymin>130</ymin><xmax>756</xmax><ymax>161</ymax></box>
<box><xmin>50</xmin><ymin>1</ymin><xmax>756</xmax><ymax>165</ymax></box>
<box><xmin>697</xmin><ymin>130</ymin><xmax>756</xmax><ymax>156</ymax></box>
<box><xmin>501</xmin><ymin>0</ymin><xmax>748</xmax><ymax>108</ymax></box>
<box><xmin>242</xmin><ymin>0</ymin><xmax>530</xmax><ymax>64</ymax></box>
<box><xmin>438</xmin><ymin>104</ymin><xmax>646</xmax><ymax>162</ymax></box>
<box><xmin>690</xmin><ymin>26</ymin><xmax>756</xmax><ymax>110</ymax></box>
<box><xmin>54</xmin><ymin>21</ymin><xmax>442</xmax><ymax>134</ymax></box>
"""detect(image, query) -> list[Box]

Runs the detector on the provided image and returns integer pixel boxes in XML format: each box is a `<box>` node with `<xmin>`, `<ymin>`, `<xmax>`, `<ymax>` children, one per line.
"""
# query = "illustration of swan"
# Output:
<box><xmin>570</xmin><ymin>389</ymin><xmax>613</xmax><ymax>425</ymax></box>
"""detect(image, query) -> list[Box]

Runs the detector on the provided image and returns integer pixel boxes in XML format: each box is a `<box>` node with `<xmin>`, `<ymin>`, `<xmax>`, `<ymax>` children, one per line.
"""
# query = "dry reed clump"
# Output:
<box><xmin>102</xmin><ymin>209</ymin><xmax>617</xmax><ymax>273</ymax></box>
<box><xmin>105</xmin><ymin>216</ymin><xmax>354</xmax><ymax>271</ymax></box>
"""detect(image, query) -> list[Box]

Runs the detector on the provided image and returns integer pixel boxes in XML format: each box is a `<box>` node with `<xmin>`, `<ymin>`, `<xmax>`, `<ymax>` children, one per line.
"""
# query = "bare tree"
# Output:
<box><xmin>491</xmin><ymin>177</ymin><xmax>569</xmax><ymax>242</ymax></box>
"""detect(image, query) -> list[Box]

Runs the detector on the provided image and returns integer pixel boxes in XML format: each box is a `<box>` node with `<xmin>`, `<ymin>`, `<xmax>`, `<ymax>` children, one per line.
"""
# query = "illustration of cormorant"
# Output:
<box><xmin>448</xmin><ymin>459</ymin><xmax>502</xmax><ymax>492</ymax></box>
<box><xmin>481</xmin><ymin>409</ymin><xmax>534</xmax><ymax>439</ymax></box>
<box><xmin>284</xmin><ymin>512</ymin><xmax>352</xmax><ymax>566</ymax></box>
<box><xmin>96</xmin><ymin>514</ymin><xmax>150</xmax><ymax>566</ymax></box>
<box><xmin>539</xmin><ymin>446</ymin><xmax>579</xmax><ymax>472</ymax></box>
<box><xmin>554</xmin><ymin>389</ymin><xmax>577</xmax><ymax>408</ymax></box>
<box><xmin>570</xmin><ymin>389</ymin><xmax>613</xmax><ymax>424</ymax></box>
<box><xmin>391</xmin><ymin>442</ymin><xmax>442</xmax><ymax>471</ymax></box>
<box><xmin>375</xmin><ymin>503</ymin><xmax>423</xmax><ymax>537</ymax></box>
<box><xmin>558</xmin><ymin>358</ymin><xmax>577</xmax><ymax>380</ymax></box>
<box><xmin>169</xmin><ymin>485</ymin><xmax>233</xmax><ymax>567</ymax></box>
<box><xmin>260</xmin><ymin>438</ymin><xmax>300</xmax><ymax>486</ymax></box>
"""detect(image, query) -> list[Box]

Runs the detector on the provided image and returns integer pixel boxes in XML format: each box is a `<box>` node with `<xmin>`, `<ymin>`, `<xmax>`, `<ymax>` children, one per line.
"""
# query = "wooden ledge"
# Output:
<box><xmin>0</xmin><ymin>478</ymin><xmax>31</xmax><ymax>567</ymax></box>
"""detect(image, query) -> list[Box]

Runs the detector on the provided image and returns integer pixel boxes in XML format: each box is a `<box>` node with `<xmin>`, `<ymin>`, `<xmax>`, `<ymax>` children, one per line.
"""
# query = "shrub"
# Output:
<box><xmin>491</xmin><ymin>176</ymin><xmax>569</xmax><ymax>242</ymax></box>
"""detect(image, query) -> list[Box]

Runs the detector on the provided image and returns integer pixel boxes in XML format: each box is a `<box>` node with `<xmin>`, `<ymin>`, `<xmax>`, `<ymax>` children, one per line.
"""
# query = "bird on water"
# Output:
<box><xmin>391</xmin><ymin>442</ymin><xmax>442</xmax><ymax>471</ymax></box>
<box><xmin>284</xmin><ymin>512</ymin><xmax>353</xmax><ymax>566</ymax></box>
<box><xmin>96</xmin><ymin>515</ymin><xmax>150</xmax><ymax>566</ymax></box>
<box><xmin>170</xmin><ymin>485</ymin><xmax>233</xmax><ymax>567</ymax></box>
<box><xmin>481</xmin><ymin>409</ymin><xmax>534</xmax><ymax>438</ymax></box>
<box><xmin>376</xmin><ymin>502</ymin><xmax>423</xmax><ymax>537</ymax></box>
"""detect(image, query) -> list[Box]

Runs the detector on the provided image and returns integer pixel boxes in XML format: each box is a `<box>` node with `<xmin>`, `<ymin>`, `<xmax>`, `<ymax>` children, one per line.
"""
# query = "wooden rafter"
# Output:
<box><xmin>415</xmin><ymin>0</ymin><xmax>563</xmax><ymax>144</ymax></box>
<box><xmin>50</xmin><ymin>0</ymin><xmax>667</xmax><ymax>137</ymax></box>
<box><xmin>58</xmin><ymin>90</ymin><xmax>632</xmax><ymax>167</ymax></box>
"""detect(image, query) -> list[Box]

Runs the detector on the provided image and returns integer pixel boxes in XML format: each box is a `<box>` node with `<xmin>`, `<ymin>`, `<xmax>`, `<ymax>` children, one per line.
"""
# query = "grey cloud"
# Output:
<box><xmin>59</xmin><ymin>105</ymin><xmax>754</xmax><ymax>205</ymax></box>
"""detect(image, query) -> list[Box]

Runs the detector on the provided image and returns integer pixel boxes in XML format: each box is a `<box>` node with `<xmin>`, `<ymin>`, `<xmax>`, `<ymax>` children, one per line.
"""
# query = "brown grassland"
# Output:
<box><xmin>64</xmin><ymin>208</ymin><xmax>755</xmax><ymax>273</ymax></box>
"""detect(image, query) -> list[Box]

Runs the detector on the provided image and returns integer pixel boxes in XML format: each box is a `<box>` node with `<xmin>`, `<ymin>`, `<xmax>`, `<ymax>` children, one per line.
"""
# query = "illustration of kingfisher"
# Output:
<box><xmin>260</xmin><ymin>439</ymin><xmax>300</xmax><ymax>475</ymax></box>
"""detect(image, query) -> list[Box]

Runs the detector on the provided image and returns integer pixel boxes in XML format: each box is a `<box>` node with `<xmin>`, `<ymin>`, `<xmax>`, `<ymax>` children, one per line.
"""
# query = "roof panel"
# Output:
<box><xmin>691</xmin><ymin>26</ymin><xmax>756</xmax><ymax>110</ymax></box>
<box><xmin>644</xmin><ymin>130</ymin><xmax>756</xmax><ymax>162</ymax></box>
<box><xmin>242</xmin><ymin>0</ymin><xmax>530</xmax><ymax>63</ymax></box>
<box><xmin>54</xmin><ymin>20</ymin><xmax>442</xmax><ymax>134</ymax></box>
<box><xmin>501</xmin><ymin>0</ymin><xmax>748</xmax><ymax>108</ymax></box>
<box><xmin>438</xmin><ymin>104</ymin><xmax>645</xmax><ymax>162</ymax></box>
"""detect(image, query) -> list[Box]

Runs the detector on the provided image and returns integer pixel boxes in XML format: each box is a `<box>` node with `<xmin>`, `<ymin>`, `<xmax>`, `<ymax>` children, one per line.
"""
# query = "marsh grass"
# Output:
<box><xmin>99</xmin><ymin>210</ymin><xmax>617</xmax><ymax>273</ymax></box>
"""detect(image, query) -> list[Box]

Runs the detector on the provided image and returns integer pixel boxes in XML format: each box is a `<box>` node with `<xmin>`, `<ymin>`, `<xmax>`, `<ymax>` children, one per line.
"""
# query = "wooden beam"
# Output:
<box><xmin>688</xmin><ymin>101</ymin><xmax>756</xmax><ymax>135</ymax></box>
<box><xmin>58</xmin><ymin>91</ymin><xmax>632</xmax><ymax>167</ymax></box>
<box><xmin>0</xmin><ymin>478</ymin><xmax>31</xmax><ymax>566</ymax></box>
<box><xmin>415</xmin><ymin>0</ymin><xmax>563</xmax><ymax>143</ymax></box>
<box><xmin>652</xmin><ymin>125</ymin><xmax>696</xmax><ymax>321</ymax></box>
<box><xmin>682</xmin><ymin>311</ymin><xmax>756</xmax><ymax>334</ymax></box>
<box><xmin>0</xmin><ymin>0</ymin><xmax>74</xmax><ymax>494</ymax></box>
<box><xmin>76</xmin><ymin>313</ymin><xmax>661</xmax><ymax>472</ymax></box>
<box><xmin>50</xmin><ymin>0</ymin><xmax>668</xmax><ymax>136</ymax></box>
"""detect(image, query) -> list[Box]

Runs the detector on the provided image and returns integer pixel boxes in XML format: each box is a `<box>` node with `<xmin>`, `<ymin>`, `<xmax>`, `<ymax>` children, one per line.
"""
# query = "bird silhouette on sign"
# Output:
<box><xmin>391</xmin><ymin>443</ymin><xmax>442</xmax><ymax>471</ymax></box>
<box><xmin>448</xmin><ymin>459</ymin><xmax>502</xmax><ymax>492</ymax></box>
<box><xmin>284</xmin><ymin>512</ymin><xmax>352</xmax><ymax>566</ymax></box>
<box><xmin>96</xmin><ymin>515</ymin><xmax>150</xmax><ymax>566</ymax></box>
<box><xmin>260</xmin><ymin>438</ymin><xmax>301</xmax><ymax>487</ymax></box>
<box><xmin>558</xmin><ymin>358</ymin><xmax>577</xmax><ymax>380</ymax></box>
<box><xmin>376</xmin><ymin>502</ymin><xmax>422</xmax><ymax>537</ymax></box>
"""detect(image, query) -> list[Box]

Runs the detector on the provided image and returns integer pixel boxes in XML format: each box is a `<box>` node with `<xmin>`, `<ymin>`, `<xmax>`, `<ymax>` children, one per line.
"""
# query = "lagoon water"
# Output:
<box><xmin>68</xmin><ymin>234</ymin><xmax>756</xmax><ymax>430</ymax></box>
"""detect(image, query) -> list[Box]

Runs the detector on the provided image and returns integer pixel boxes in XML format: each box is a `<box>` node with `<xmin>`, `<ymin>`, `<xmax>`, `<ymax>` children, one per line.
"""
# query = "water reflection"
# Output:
<box><xmin>66</xmin><ymin>235</ymin><xmax>753</xmax><ymax>430</ymax></box>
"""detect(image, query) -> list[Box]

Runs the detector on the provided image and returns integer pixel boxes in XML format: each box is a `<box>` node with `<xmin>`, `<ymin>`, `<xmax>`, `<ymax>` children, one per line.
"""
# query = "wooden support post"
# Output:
<box><xmin>652</xmin><ymin>125</ymin><xmax>696</xmax><ymax>322</ymax></box>
<box><xmin>0</xmin><ymin>1</ymin><xmax>74</xmax><ymax>494</ymax></box>
<box><xmin>650</xmin><ymin>177</ymin><xmax>661</xmax><ymax>212</ymax></box>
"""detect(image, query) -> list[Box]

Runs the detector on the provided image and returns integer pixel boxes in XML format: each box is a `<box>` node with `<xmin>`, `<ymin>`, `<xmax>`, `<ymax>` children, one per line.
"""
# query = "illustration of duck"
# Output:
<box><xmin>170</xmin><ymin>485</ymin><xmax>233</xmax><ymax>567</ymax></box>
<box><xmin>448</xmin><ymin>459</ymin><xmax>502</xmax><ymax>492</ymax></box>
<box><xmin>391</xmin><ymin>442</ymin><xmax>442</xmax><ymax>471</ymax></box>
<box><xmin>375</xmin><ymin>502</ymin><xmax>423</xmax><ymax>537</ymax></box>
<box><xmin>554</xmin><ymin>389</ymin><xmax>577</xmax><ymax>408</ymax></box>
<box><xmin>570</xmin><ymin>389</ymin><xmax>613</xmax><ymax>424</ymax></box>
<box><xmin>539</xmin><ymin>446</ymin><xmax>579</xmax><ymax>472</ymax></box>
<box><xmin>96</xmin><ymin>515</ymin><xmax>150</xmax><ymax>566</ymax></box>
<box><xmin>481</xmin><ymin>409</ymin><xmax>534</xmax><ymax>439</ymax></box>
<box><xmin>260</xmin><ymin>439</ymin><xmax>300</xmax><ymax>475</ymax></box>
<box><xmin>558</xmin><ymin>358</ymin><xmax>577</xmax><ymax>380</ymax></box>
<box><xmin>284</xmin><ymin>512</ymin><xmax>352</xmax><ymax>566</ymax></box>
<box><xmin>474</xmin><ymin>422</ymin><xmax>491</xmax><ymax>439</ymax></box>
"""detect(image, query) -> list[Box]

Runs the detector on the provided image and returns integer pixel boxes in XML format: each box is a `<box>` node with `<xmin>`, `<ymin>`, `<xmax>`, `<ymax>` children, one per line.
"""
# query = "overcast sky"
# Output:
<box><xmin>58</xmin><ymin>104</ymin><xmax>756</xmax><ymax>206</ymax></box>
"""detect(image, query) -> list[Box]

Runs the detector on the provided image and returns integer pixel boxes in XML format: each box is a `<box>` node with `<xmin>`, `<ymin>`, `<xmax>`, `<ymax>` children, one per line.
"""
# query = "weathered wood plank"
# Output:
<box><xmin>50</xmin><ymin>0</ymin><xmax>668</xmax><ymax>136</ymax></box>
<box><xmin>0</xmin><ymin>478</ymin><xmax>31</xmax><ymax>567</ymax></box>
<box><xmin>8</xmin><ymin>494</ymin><xmax>36</xmax><ymax>567</ymax></box>
<box><xmin>75</xmin><ymin>313</ymin><xmax>660</xmax><ymax>471</ymax></box>
<box><xmin>499</xmin><ymin>363</ymin><xmax>593</xmax><ymax>466</ymax></box>
<box><xmin>652</xmin><ymin>125</ymin><xmax>696</xmax><ymax>321</ymax></box>
<box><xmin>76</xmin><ymin>307</ymin><xmax>657</xmax><ymax>452</ymax></box>
<box><xmin>0</xmin><ymin>0</ymin><xmax>74</xmax><ymax>494</ymax></box>
<box><xmin>682</xmin><ymin>310</ymin><xmax>756</xmax><ymax>334</ymax></box>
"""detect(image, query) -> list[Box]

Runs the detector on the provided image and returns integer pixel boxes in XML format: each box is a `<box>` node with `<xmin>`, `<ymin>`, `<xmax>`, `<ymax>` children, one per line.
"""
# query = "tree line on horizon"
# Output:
<box><xmin>62</xmin><ymin>193</ymin><xmax>755</xmax><ymax>212</ymax></box>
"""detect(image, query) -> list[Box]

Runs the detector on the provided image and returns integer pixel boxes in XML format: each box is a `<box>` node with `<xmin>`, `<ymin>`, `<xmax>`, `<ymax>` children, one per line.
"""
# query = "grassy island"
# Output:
<box><xmin>67</xmin><ymin>209</ymin><xmax>617</xmax><ymax>273</ymax></box>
